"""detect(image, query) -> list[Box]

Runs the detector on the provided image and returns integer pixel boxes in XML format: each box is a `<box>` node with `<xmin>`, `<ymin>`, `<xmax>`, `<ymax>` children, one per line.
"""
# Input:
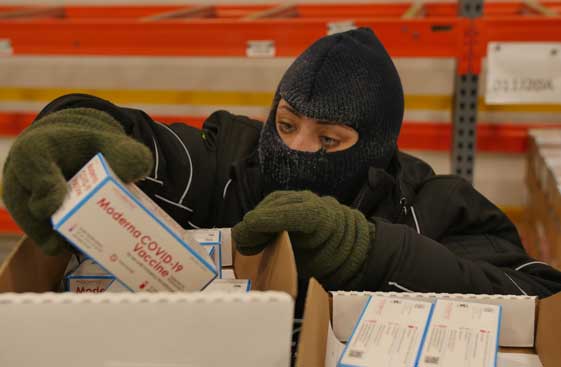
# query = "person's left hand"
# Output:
<box><xmin>232</xmin><ymin>191</ymin><xmax>374</xmax><ymax>290</ymax></box>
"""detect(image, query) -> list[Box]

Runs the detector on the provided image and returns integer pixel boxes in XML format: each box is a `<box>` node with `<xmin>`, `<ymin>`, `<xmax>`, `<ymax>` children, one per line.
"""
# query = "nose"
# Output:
<box><xmin>287</xmin><ymin>131</ymin><xmax>321</xmax><ymax>152</ymax></box>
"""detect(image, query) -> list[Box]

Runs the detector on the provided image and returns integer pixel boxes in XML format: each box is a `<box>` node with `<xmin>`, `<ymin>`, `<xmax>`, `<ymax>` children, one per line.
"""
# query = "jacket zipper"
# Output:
<box><xmin>397</xmin><ymin>197</ymin><xmax>408</xmax><ymax>222</ymax></box>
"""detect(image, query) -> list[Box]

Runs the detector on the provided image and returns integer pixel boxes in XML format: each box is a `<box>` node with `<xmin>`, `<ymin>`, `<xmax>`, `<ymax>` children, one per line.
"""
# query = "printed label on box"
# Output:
<box><xmin>187</xmin><ymin>229</ymin><xmax>223</xmax><ymax>278</ymax></box>
<box><xmin>52</xmin><ymin>154</ymin><xmax>217</xmax><ymax>293</ymax></box>
<box><xmin>417</xmin><ymin>300</ymin><xmax>501</xmax><ymax>367</ymax></box>
<box><xmin>67</xmin><ymin>278</ymin><xmax>115</xmax><ymax>293</ymax></box>
<box><xmin>188</xmin><ymin>229</ymin><xmax>221</xmax><ymax>245</ymax></box>
<box><xmin>338</xmin><ymin>296</ymin><xmax>434</xmax><ymax>367</ymax></box>
<box><xmin>65</xmin><ymin>259</ymin><xmax>115</xmax><ymax>293</ymax></box>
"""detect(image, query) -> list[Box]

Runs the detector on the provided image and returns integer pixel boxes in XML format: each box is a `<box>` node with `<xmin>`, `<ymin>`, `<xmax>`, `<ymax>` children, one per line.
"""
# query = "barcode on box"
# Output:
<box><xmin>424</xmin><ymin>355</ymin><xmax>440</xmax><ymax>364</ymax></box>
<box><xmin>349</xmin><ymin>350</ymin><xmax>364</xmax><ymax>359</ymax></box>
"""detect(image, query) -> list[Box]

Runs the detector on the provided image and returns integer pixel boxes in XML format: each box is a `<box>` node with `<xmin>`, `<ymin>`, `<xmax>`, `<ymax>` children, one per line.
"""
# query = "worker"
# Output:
<box><xmin>4</xmin><ymin>28</ymin><xmax>561</xmax><ymax>297</ymax></box>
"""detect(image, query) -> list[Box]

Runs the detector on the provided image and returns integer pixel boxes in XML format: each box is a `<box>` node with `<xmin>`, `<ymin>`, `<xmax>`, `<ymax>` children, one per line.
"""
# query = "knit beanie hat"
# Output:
<box><xmin>258</xmin><ymin>27</ymin><xmax>404</xmax><ymax>205</ymax></box>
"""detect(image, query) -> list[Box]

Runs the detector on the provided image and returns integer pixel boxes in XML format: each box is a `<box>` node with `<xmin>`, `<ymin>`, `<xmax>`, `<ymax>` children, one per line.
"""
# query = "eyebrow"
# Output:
<box><xmin>279</xmin><ymin>104</ymin><xmax>302</xmax><ymax>117</ymax></box>
<box><xmin>280</xmin><ymin>105</ymin><xmax>335</xmax><ymax>124</ymax></box>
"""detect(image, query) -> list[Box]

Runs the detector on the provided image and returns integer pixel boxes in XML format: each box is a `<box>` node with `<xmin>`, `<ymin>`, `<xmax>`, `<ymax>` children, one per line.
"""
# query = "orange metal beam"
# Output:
<box><xmin>0</xmin><ymin>18</ymin><xmax>466</xmax><ymax>59</ymax></box>
<box><xmin>64</xmin><ymin>6</ymin><xmax>182</xmax><ymax>19</ymax></box>
<box><xmin>243</xmin><ymin>3</ymin><xmax>297</xmax><ymax>19</ymax></box>
<box><xmin>0</xmin><ymin>6</ymin><xmax>64</xmax><ymax>19</ymax></box>
<box><xmin>296</xmin><ymin>3</ymin><xmax>452</xmax><ymax>19</ymax></box>
<box><xmin>140</xmin><ymin>6</ymin><xmax>215</xmax><ymax>22</ymax></box>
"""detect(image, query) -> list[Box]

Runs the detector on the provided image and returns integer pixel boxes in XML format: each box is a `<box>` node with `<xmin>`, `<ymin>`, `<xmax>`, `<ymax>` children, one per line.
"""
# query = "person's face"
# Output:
<box><xmin>275</xmin><ymin>99</ymin><xmax>359</xmax><ymax>153</ymax></box>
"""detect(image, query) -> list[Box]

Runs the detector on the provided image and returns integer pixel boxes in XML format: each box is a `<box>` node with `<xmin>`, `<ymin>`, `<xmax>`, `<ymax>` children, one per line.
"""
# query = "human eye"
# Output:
<box><xmin>320</xmin><ymin>135</ymin><xmax>340</xmax><ymax>149</ymax></box>
<box><xmin>278</xmin><ymin>121</ymin><xmax>296</xmax><ymax>134</ymax></box>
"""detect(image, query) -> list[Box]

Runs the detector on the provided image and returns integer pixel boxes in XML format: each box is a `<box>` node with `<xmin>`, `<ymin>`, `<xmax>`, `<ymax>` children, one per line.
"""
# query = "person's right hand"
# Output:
<box><xmin>2</xmin><ymin>108</ymin><xmax>153</xmax><ymax>255</ymax></box>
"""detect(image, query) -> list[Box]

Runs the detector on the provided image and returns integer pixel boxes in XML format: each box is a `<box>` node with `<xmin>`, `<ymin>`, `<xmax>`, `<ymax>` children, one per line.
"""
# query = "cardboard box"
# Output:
<box><xmin>0</xmin><ymin>232</ymin><xmax>297</xmax><ymax>367</ymax></box>
<box><xmin>0</xmin><ymin>231</ymin><xmax>296</xmax><ymax>296</ymax></box>
<box><xmin>527</xmin><ymin>132</ymin><xmax>561</xmax><ymax>267</ymax></box>
<box><xmin>296</xmin><ymin>279</ymin><xmax>561</xmax><ymax>367</ymax></box>
<box><xmin>219</xmin><ymin>227</ymin><xmax>234</xmax><ymax>267</ymax></box>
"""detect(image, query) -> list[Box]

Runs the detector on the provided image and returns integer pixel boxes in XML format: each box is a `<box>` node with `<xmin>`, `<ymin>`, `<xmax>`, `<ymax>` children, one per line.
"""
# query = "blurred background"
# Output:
<box><xmin>1</xmin><ymin>0</ymin><xmax>560</xmax><ymax>267</ymax></box>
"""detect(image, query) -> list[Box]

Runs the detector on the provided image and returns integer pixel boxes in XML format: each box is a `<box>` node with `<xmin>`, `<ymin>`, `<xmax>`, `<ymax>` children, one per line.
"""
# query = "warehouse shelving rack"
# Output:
<box><xmin>0</xmin><ymin>1</ymin><xmax>560</xmax><ymax>233</ymax></box>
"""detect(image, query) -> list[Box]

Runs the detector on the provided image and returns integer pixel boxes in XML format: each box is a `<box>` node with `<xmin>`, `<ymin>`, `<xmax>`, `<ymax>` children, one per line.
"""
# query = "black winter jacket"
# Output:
<box><xmin>37</xmin><ymin>94</ymin><xmax>561</xmax><ymax>298</ymax></box>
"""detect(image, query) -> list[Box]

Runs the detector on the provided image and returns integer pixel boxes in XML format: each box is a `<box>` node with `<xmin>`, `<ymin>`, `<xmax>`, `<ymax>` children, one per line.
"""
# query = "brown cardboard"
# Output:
<box><xmin>234</xmin><ymin>231</ymin><xmax>297</xmax><ymax>298</ymax></box>
<box><xmin>527</xmin><ymin>147</ymin><xmax>561</xmax><ymax>267</ymax></box>
<box><xmin>297</xmin><ymin>278</ymin><xmax>561</xmax><ymax>367</ymax></box>
<box><xmin>296</xmin><ymin>278</ymin><xmax>330</xmax><ymax>367</ymax></box>
<box><xmin>0</xmin><ymin>231</ymin><xmax>297</xmax><ymax>298</ymax></box>
<box><xmin>0</xmin><ymin>237</ymin><xmax>70</xmax><ymax>292</ymax></box>
<box><xmin>536</xmin><ymin>289</ymin><xmax>561</xmax><ymax>367</ymax></box>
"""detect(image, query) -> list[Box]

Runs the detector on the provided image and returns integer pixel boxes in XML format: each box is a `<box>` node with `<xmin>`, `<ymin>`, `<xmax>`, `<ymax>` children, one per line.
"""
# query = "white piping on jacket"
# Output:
<box><xmin>504</xmin><ymin>272</ymin><xmax>528</xmax><ymax>295</ymax></box>
<box><xmin>155</xmin><ymin>121</ymin><xmax>194</xmax><ymax>204</ymax></box>
<box><xmin>144</xmin><ymin>176</ymin><xmax>163</xmax><ymax>185</ymax></box>
<box><xmin>188</xmin><ymin>221</ymin><xmax>201</xmax><ymax>229</ymax></box>
<box><xmin>387</xmin><ymin>281</ymin><xmax>414</xmax><ymax>293</ymax></box>
<box><xmin>515</xmin><ymin>261</ymin><xmax>549</xmax><ymax>271</ymax></box>
<box><xmin>223</xmin><ymin>179</ymin><xmax>232</xmax><ymax>199</ymax></box>
<box><xmin>155</xmin><ymin>194</ymin><xmax>193</xmax><ymax>212</ymax></box>
<box><xmin>410</xmin><ymin>206</ymin><xmax>421</xmax><ymax>235</ymax></box>
<box><xmin>152</xmin><ymin>136</ymin><xmax>160</xmax><ymax>180</ymax></box>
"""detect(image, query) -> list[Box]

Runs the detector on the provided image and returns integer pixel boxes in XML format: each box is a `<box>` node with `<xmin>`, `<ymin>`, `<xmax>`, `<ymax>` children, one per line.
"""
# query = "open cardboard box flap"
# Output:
<box><xmin>0</xmin><ymin>231</ymin><xmax>297</xmax><ymax>298</ymax></box>
<box><xmin>297</xmin><ymin>279</ymin><xmax>561</xmax><ymax>367</ymax></box>
<box><xmin>234</xmin><ymin>231</ymin><xmax>297</xmax><ymax>298</ymax></box>
<box><xmin>0</xmin><ymin>236</ymin><xmax>71</xmax><ymax>293</ymax></box>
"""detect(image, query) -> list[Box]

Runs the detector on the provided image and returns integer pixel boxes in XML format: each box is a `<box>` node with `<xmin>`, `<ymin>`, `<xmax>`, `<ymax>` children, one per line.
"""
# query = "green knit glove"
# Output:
<box><xmin>233</xmin><ymin>191</ymin><xmax>374</xmax><ymax>290</ymax></box>
<box><xmin>2</xmin><ymin>108</ymin><xmax>153</xmax><ymax>255</ymax></box>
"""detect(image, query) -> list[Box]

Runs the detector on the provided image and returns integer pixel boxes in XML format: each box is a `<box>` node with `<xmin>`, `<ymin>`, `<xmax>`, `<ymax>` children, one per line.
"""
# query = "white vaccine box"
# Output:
<box><xmin>105</xmin><ymin>280</ymin><xmax>131</xmax><ymax>293</ymax></box>
<box><xmin>52</xmin><ymin>153</ymin><xmax>217</xmax><ymax>293</ymax></box>
<box><xmin>417</xmin><ymin>299</ymin><xmax>501</xmax><ymax>367</ymax></box>
<box><xmin>187</xmin><ymin>228</ymin><xmax>222</xmax><ymax>278</ymax></box>
<box><xmin>338</xmin><ymin>296</ymin><xmax>434</xmax><ymax>367</ymax></box>
<box><xmin>65</xmin><ymin>259</ymin><xmax>117</xmax><ymax>293</ymax></box>
<box><xmin>331</xmin><ymin>291</ymin><xmax>535</xmax><ymax>347</ymax></box>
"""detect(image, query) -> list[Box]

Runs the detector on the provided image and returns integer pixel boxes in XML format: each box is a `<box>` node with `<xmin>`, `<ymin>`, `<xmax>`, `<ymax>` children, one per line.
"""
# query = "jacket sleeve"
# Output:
<box><xmin>362</xmin><ymin>177</ymin><xmax>561</xmax><ymax>298</ymax></box>
<box><xmin>33</xmin><ymin>93</ymin><xmax>260</xmax><ymax>228</ymax></box>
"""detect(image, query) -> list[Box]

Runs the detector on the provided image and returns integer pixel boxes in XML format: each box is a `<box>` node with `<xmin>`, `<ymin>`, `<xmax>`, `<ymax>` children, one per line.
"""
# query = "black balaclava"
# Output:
<box><xmin>258</xmin><ymin>27</ymin><xmax>404</xmax><ymax>205</ymax></box>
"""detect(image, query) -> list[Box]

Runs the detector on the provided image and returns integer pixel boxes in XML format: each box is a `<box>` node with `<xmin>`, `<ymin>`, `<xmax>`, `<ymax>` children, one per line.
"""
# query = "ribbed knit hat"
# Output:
<box><xmin>258</xmin><ymin>27</ymin><xmax>404</xmax><ymax>204</ymax></box>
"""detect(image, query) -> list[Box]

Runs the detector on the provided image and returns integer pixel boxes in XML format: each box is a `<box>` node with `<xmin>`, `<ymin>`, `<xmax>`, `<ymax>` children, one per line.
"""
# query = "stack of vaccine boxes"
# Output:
<box><xmin>56</xmin><ymin>153</ymin><xmax>249</xmax><ymax>294</ymax></box>
<box><xmin>62</xmin><ymin>227</ymin><xmax>251</xmax><ymax>293</ymax></box>
<box><xmin>64</xmin><ymin>243</ymin><xmax>217</xmax><ymax>293</ymax></box>
<box><xmin>338</xmin><ymin>295</ymin><xmax>501</xmax><ymax>367</ymax></box>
